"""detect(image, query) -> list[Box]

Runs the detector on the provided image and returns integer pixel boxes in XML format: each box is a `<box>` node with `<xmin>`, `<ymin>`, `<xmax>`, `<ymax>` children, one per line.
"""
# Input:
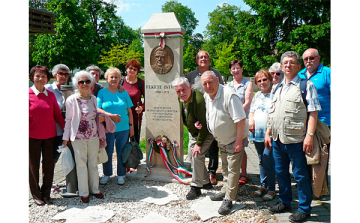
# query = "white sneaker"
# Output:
<box><xmin>117</xmin><ymin>176</ymin><xmax>125</xmax><ymax>185</ymax></box>
<box><xmin>100</xmin><ymin>175</ymin><xmax>110</xmax><ymax>185</ymax></box>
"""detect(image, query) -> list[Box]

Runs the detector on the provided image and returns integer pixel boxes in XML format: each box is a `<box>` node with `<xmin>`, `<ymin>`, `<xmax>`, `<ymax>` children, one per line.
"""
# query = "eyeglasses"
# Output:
<box><xmin>303</xmin><ymin>56</ymin><xmax>317</xmax><ymax>62</ymax></box>
<box><xmin>128</xmin><ymin>67</ymin><xmax>138</xmax><ymax>71</ymax></box>
<box><xmin>282</xmin><ymin>61</ymin><xmax>297</xmax><ymax>66</ymax></box>
<box><xmin>271</xmin><ymin>72</ymin><xmax>281</xmax><ymax>76</ymax></box>
<box><xmin>57</xmin><ymin>72</ymin><xmax>70</xmax><ymax>77</ymax></box>
<box><xmin>78</xmin><ymin>80</ymin><xmax>91</xmax><ymax>85</ymax></box>
<box><xmin>257</xmin><ymin>78</ymin><xmax>268</xmax><ymax>83</ymax></box>
<box><xmin>198</xmin><ymin>56</ymin><xmax>209</xmax><ymax>59</ymax></box>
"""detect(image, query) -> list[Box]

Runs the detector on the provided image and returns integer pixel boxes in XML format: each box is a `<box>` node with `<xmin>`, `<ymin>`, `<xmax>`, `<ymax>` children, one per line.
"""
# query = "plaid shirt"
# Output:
<box><xmin>276</xmin><ymin>75</ymin><xmax>321</xmax><ymax>112</ymax></box>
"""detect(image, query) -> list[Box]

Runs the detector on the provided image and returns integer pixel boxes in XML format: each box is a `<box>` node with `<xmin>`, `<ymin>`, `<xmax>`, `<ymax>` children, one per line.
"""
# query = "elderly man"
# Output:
<box><xmin>186</xmin><ymin>50</ymin><xmax>224</xmax><ymax>185</ymax></box>
<box><xmin>172</xmin><ymin>77</ymin><xmax>214</xmax><ymax>200</ymax></box>
<box><xmin>265</xmin><ymin>51</ymin><xmax>322</xmax><ymax>222</ymax></box>
<box><xmin>86</xmin><ymin>65</ymin><xmax>104</xmax><ymax>97</ymax></box>
<box><xmin>45</xmin><ymin>64</ymin><xmax>71</xmax><ymax>164</ymax></box>
<box><xmin>151</xmin><ymin>47</ymin><xmax>172</xmax><ymax>74</ymax></box>
<box><xmin>201</xmin><ymin>71</ymin><xmax>248</xmax><ymax>215</ymax></box>
<box><xmin>298</xmin><ymin>48</ymin><xmax>331</xmax><ymax>187</ymax></box>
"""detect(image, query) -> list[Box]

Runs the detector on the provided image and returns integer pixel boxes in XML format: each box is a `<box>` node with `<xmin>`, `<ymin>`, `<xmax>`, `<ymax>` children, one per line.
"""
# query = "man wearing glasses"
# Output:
<box><xmin>265</xmin><ymin>51</ymin><xmax>321</xmax><ymax>222</ymax></box>
<box><xmin>298</xmin><ymin>48</ymin><xmax>331</xmax><ymax>188</ymax></box>
<box><xmin>186</xmin><ymin>51</ymin><xmax>224</xmax><ymax>185</ymax></box>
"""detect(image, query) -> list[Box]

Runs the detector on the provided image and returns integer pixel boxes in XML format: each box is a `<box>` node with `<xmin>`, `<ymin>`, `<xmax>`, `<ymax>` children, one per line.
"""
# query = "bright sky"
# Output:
<box><xmin>106</xmin><ymin>0</ymin><xmax>251</xmax><ymax>36</ymax></box>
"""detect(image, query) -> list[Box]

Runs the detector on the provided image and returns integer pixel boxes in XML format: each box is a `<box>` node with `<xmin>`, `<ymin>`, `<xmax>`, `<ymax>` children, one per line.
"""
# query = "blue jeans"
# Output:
<box><xmin>102</xmin><ymin>130</ymin><xmax>129</xmax><ymax>177</ymax></box>
<box><xmin>272</xmin><ymin>139</ymin><xmax>313</xmax><ymax>215</ymax></box>
<box><xmin>254</xmin><ymin>142</ymin><xmax>276</xmax><ymax>191</ymax></box>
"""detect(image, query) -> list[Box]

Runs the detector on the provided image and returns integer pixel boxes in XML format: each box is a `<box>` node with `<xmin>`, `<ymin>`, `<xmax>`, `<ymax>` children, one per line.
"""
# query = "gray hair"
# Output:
<box><xmin>86</xmin><ymin>65</ymin><xmax>102</xmax><ymax>74</ymax></box>
<box><xmin>269</xmin><ymin>62</ymin><xmax>281</xmax><ymax>72</ymax></box>
<box><xmin>195</xmin><ymin>51</ymin><xmax>210</xmax><ymax>60</ymax></box>
<box><xmin>52</xmin><ymin>64</ymin><xmax>70</xmax><ymax>76</ymax></box>
<box><xmin>202</xmin><ymin>70</ymin><xmax>217</xmax><ymax>80</ymax></box>
<box><xmin>72</xmin><ymin>70</ymin><xmax>95</xmax><ymax>89</ymax></box>
<box><xmin>280</xmin><ymin>51</ymin><xmax>301</xmax><ymax>65</ymax></box>
<box><xmin>172</xmin><ymin>77</ymin><xmax>190</xmax><ymax>88</ymax></box>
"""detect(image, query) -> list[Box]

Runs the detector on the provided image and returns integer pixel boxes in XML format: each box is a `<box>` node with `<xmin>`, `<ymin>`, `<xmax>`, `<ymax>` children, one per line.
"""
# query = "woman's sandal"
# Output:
<box><xmin>254</xmin><ymin>187</ymin><xmax>266</xmax><ymax>197</ymax></box>
<box><xmin>262</xmin><ymin>191</ymin><xmax>276</xmax><ymax>201</ymax></box>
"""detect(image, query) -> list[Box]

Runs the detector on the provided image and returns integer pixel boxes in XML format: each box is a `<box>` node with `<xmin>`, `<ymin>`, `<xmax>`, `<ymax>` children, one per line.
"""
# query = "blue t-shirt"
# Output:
<box><xmin>97</xmin><ymin>88</ymin><xmax>133</xmax><ymax>132</ymax></box>
<box><xmin>298</xmin><ymin>63</ymin><xmax>331</xmax><ymax>126</ymax></box>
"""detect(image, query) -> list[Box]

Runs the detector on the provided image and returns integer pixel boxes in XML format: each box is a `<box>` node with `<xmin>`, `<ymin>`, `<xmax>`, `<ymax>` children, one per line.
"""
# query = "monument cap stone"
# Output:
<box><xmin>141</xmin><ymin>12</ymin><xmax>185</xmax><ymax>34</ymax></box>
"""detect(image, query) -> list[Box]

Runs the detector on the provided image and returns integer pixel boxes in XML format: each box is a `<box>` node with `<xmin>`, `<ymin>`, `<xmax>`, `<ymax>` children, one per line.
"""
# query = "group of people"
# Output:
<box><xmin>29</xmin><ymin>60</ymin><xmax>145</xmax><ymax>204</ymax></box>
<box><xmin>175</xmin><ymin>48</ymin><xmax>330</xmax><ymax>222</ymax></box>
<box><xmin>29</xmin><ymin>47</ymin><xmax>330</xmax><ymax>222</ymax></box>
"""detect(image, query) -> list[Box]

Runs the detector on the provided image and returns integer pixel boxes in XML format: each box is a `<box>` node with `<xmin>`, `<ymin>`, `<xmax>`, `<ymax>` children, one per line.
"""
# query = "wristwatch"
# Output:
<box><xmin>129</xmin><ymin>124</ymin><xmax>133</xmax><ymax>126</ymax></box>
<box><xmin>306</xmin><ymin>132</ymin><xmax>314</xmax><ymax>136</ymax></box>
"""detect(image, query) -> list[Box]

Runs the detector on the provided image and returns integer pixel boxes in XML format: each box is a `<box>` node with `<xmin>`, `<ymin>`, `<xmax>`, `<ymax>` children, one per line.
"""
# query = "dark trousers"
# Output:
<box><xmin>29</xmin><ymin>137</ymin><xmax>56</xmax><ymax>200</ymax></box>
<box><xmin>133</xmin><ymin>125</ymin><xmax>141</xmax><ymax>144</ymax></box>
<box><xmin>208</xmin><ymin>139</ymin><xmax>219</xmax><ymax>175</ymax></box>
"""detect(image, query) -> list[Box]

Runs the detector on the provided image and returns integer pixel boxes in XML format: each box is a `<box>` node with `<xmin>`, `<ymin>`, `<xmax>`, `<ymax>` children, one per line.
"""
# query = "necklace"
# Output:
<box><xmin>126</xmin><ymin>76</ymin><xmax>137</xmax><ymax>84</ymax></box>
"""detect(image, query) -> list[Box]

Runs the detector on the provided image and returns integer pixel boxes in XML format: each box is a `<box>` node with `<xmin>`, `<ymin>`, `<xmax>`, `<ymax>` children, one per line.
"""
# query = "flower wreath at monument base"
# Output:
<box><xmin>146</xmin><ymin>135</ymin><xmax>192</xmax><ymax>184</ymax></box>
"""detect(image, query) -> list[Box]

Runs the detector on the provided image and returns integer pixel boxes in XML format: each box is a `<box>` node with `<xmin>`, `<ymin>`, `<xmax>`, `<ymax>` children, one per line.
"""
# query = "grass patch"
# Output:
<box><xmin>139</xmin><ymin>125</ymin><xmax>189</xmax><ymax>154</ymax></box>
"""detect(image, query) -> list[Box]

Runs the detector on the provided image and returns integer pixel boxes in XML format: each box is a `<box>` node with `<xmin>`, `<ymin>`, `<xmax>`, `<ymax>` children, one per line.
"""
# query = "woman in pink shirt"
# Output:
<box><xmin>29</xmin><ymin>66</ymin><xmax>65</xmax><ymax>206</ymax></box>
<box><xmin>62</xmin><ymin>71</ymin><xmax>105</xmax><ymax>203</ymax></box>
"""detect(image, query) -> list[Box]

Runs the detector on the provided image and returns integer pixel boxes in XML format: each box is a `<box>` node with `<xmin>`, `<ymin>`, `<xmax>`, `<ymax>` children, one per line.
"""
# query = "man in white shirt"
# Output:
<box><xmin>201</xmin><ymin>71</ymin><xmax>248</xmax><ymax>215</ymax></box>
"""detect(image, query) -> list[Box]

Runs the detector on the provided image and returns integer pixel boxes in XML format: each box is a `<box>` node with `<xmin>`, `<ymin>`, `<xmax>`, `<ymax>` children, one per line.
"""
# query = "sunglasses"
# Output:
<box><xmin>303</xmin><ymin>56</ymin><xmax>317</xmax><ymax>61</ymax></box>
<box><xmin>271</xmin><ymin>72</ymin><xmax>281</xmax><ymax>76</ymax></box>
<box><xmin>78</xmin><ymin>80</ymin><xmax>91</xmax><ymax>85</ymax></box>
<box><xmin>57</xmin><ymin>72</ymin><xmax>70</xmax><ymax>77</ymax></box>
<box><xmin>257</xmin><ymin>78</ymin><xmax>268</xmax><ymax>83</ymax></box>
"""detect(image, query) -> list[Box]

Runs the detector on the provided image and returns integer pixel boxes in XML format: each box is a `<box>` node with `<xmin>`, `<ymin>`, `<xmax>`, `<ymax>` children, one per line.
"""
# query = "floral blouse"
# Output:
<box><xmin>75</xmin><ymin>98</ymin><xmax>98</xmax><ymax>140</ymax></box>
<box><xmin>249</xmin><ymin>91</ymin><xmax>272</xmax><ymax>142</ymax></box>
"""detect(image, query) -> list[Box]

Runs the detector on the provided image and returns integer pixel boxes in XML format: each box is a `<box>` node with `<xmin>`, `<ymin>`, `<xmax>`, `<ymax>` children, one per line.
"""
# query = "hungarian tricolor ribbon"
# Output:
<box><xmin>143</xmin><ymin>32</ymin><xmax>183</xmax><ymax>48</ymax></box>
<box><xmin>145</xmin><ymin>137</ymin><xmax>192</xmax><ymax>184</ymax></box>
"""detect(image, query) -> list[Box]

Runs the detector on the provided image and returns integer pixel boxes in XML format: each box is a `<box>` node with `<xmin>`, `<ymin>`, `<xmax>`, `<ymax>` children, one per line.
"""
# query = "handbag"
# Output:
<box><xmin>121</xmin><ymin>136</ymin><xmax>143</xmax><ymax>169</ymax></box>
<box><xmin>97</xmin><ymin>147</ymin><xmax>108</xmax><ymax>164</ymax></box>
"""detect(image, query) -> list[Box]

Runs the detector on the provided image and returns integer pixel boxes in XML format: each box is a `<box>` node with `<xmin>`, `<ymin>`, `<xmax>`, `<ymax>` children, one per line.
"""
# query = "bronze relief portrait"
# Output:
<box><xmin>150</xmin><ymin>46</ymin><xmax>174</xmax><ymax>74</ymax></box>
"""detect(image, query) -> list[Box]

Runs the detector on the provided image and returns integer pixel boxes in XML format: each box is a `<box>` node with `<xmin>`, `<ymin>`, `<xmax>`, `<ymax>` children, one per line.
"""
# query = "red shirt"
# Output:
<box><xmin>29</xmin><ymin>88</ymin><xmax>65</xmax><ymax>139</ymax></box>
<box><xmin>122</xmin><ymin>78</ymin><xmax>145</xmax><ymax>127</ymax></box>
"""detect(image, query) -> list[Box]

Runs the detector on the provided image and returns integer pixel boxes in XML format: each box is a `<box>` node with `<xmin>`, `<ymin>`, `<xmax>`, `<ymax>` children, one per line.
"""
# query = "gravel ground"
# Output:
<box><xmin>29</xmin><ymin>160</ymin><xmax>274</xmax><ymax>223</ymax></box>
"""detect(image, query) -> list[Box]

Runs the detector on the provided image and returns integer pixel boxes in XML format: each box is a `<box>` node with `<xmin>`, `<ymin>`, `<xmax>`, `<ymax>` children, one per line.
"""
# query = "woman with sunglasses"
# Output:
<box><xmin>249</xmin><ymin>69</ymin><xmax>276</xmax><ymax>201</ymax></box>
<box><xmin>97</xmin><ymin>67</ymin><xmax>134</xmax><ymax>185</ymax></box>
<box><xmin>62</xmin><ymin>70</ymin><xmax>105</xmax><ymax>203</ymax></box>
<box><xmin>227</xmin><ymin>60</ymin><xmax>253</xmax><ymax>185</ymax></box>
<box><xmin>269</xmin><ymin>62</ymin><xmax>284</xmax><ymax>90</ymax></box>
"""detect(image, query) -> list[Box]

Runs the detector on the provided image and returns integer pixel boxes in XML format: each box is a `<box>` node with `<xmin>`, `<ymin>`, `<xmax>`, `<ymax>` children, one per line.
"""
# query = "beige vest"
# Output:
<box><xmin>205</xmin><ymin>86</ymin><xmax>248</xmax><ymax>145</ymax></box>
<box><xmin>268</xmin><ymin>81</ymin><xmax>307</xmax><ymax>144</ymax></box>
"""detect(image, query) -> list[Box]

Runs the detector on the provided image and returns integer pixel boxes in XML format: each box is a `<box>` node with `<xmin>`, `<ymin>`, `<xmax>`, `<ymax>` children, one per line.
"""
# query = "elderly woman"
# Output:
<box><xmin>97</xmin><ymin>67</ymin><xmax>134</xmax><ymax>185</ymax></box>
<box><xmin>227</xmin><ymin>60</ymin><xmax>253</xmax><ymax>185</ymax></box>
<box><xmin>29</xmin><ymin>65</ymin><xmax>65</xmax><ymax>206</ymax></box>
<box><xmin>45</xmin><ymin>64</ymin><xmax>70</xmax><ymax>164</ymax></box>
<box><xmin>86</xmin><ymin>65</ymin><xmax>104</xmax><ymax>97</ymax></box>
<box><xmin>249</xmin><ymin>69</ymin><xmax>276</xmax><ymax>201</ymax></box>
<box><xmin>121</xmin><ymin>59</ymin><xmax>145</xmax><ymax>144</ymax></box>
<box><xmin>269</xmin><ymin>62</ymin><xmax>284</xmax><ymax>90</ymax></box>
<box><xmin>62</xmin><ymin>70</ymin><xmax>104</xmax><ymax>203</ymax></box>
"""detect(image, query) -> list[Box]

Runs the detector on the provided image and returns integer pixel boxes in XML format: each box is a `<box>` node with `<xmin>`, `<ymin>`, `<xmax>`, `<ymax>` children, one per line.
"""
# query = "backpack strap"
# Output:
<box><xmin>300</xmin><ymin>78</ymin><xmax>308</xmax><ymax>109</ymax></box>
<box><xmin>137</xmin><ymin>77</ymin><xmax>143</xmax><ymax>95</ymax></box>
<box><xmin>120</xmin><ymin>76</ymin><xmax>125</xmax><ymax>86</ymax></box>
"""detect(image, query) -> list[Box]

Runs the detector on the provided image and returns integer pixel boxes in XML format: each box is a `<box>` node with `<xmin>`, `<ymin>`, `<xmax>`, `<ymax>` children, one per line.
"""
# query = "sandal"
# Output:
<box><xmin>262</xmin><ymin>191</ymin><xmax>275</xmax><ymax>201</ymax></box>
<box><xmin>239</xmin><ymin>175</ymin><xmax>248</xmax><ymax>185</ymax></box>
<box><xmin>254</xmin><ymin>187</ymin><xmax>266</xmax><ymax>197</ymax></box>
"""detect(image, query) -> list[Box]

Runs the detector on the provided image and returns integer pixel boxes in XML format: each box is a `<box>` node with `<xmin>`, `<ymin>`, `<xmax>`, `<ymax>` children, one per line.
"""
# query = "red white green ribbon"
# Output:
<box><xmin>145</xmin><ymin>137</ymin><xmax>192</xmax><ymax>184</ymax></box>
<box><xmin>143</xmin><ymin>31</ymin><xmax>183</xmax><ymax>48</ymax></box>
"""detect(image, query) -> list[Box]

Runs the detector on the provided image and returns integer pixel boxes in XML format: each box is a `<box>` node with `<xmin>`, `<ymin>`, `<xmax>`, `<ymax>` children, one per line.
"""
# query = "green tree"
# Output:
<box><xmin>213</xmin><ymin>38</ymin><xmax>238</xmax><ymax>83</ymax></box>
<box><xmin>32</xmin><ymin>0</ymin><xmax>98</xmax><ymax>70</ymax></box>
<box><xmin>98</xmin><ymin>44</ymin><xmax>143</xmax><ymax>72</ymax></box>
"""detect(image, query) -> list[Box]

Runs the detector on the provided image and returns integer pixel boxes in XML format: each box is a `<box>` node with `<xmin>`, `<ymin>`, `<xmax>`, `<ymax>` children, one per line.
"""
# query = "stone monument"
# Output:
<box><xmin>130</xmin><ymin>12</ymin><xmax>187</xmax><ymax>183</ymax></box>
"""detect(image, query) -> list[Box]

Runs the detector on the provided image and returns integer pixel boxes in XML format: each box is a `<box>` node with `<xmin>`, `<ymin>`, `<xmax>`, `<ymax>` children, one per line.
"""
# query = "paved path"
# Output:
<box><xmin>244</xmin><ymin>142</ymin><xmax>331</xmax><ymax>222</ymax></box>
